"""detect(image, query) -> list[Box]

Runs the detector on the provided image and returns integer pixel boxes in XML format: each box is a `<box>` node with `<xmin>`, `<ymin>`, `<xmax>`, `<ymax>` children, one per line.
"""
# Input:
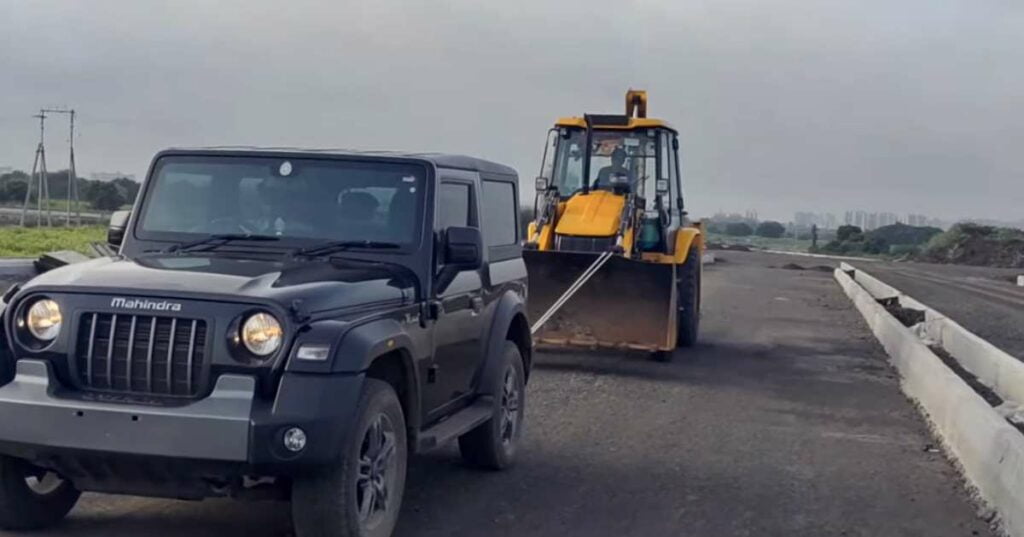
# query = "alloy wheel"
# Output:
<box><xmin>356</xmin><ymin>413</ymin><xmax>398</xmax><ymax>530</ymax></box>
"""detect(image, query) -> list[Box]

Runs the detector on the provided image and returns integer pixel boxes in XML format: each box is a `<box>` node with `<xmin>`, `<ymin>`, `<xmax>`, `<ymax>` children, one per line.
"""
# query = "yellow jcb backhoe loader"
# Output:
<box><xmin>525</xmin><ymin>90</ymin><xmax>703</xmax><ymax>361</ymax></box>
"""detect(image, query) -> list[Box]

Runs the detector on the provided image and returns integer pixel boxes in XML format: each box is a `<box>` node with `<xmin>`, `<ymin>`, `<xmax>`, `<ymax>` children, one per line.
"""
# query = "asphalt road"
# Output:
<box><xmin>0</xmin><ymin>251</ymin><xmax>993</xmax><ymax>537</ymax></box>
<box><xmin>856</xmin><ymin>260</ymin><xmax>1024</xmax><ymax>360</ymax></box>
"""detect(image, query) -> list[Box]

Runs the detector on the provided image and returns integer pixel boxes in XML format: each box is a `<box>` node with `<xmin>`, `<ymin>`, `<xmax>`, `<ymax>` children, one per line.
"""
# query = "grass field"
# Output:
<box><xmin>0</xmin><ymin>225</ymin><xmax>106</xmax><ymax>257</ymax></box>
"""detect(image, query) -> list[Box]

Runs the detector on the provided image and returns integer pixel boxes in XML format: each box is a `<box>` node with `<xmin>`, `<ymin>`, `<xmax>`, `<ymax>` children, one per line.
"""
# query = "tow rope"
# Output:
<box><xmin>530</xmin><ymin>250</ymin><xmax>615</xmax><ymax>335</ymax></box>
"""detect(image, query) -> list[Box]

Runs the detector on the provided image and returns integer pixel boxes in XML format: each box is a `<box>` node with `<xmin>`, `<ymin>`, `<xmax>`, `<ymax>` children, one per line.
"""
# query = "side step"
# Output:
<box><xmin>415</xmin><ymin>396</ymin><xmax>494</xmax><ymax>452</ymax></box>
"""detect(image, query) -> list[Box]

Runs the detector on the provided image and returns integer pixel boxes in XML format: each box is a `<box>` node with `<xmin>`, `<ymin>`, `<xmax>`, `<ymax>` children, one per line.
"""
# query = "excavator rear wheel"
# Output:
<box><xmin>676</xmin><ymin>247</ymin><xmax>701</xmax><ymax>348</ymax></box>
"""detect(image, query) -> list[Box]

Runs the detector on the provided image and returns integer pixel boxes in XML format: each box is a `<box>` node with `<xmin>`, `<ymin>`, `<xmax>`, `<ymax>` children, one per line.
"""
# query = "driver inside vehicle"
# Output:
<box><xmin>337</xmin><ymin>190</ymin><xmax>381</xmax><ymax>238</ymax></box>
<box><xmin>246</xmin><ymin>174</ymin><xmax>319</xmax><ymax>236</ymax></box>
<box><xmin>595</xmin><ymin>147</ymin><xmax>635</xmax><ymax>188</ymax></box>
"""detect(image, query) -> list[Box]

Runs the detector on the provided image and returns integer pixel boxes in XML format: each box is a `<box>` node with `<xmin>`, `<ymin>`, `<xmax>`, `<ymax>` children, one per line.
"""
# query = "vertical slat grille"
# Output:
<box><xmin>76</xmin><ymin>313</ymin><xmax>208</xmax><ymax>397</ymax></box>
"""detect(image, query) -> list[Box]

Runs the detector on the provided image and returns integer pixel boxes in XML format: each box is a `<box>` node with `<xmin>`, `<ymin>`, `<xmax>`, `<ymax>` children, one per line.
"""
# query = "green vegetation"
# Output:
<box><xmin>920</xmin><ymin>223</ymin><xmax>1024</xmax><ymax>268</ymax></box>
<box><xmin>724</xmin><ymin>222</ymin><xmax>753</xmax><ymax>236</ymax></box>
<box><xmin>20</xmin><ymin>199</ymin><xmax>93</xmax><ymax>212</ymax></box>
<box><xmin>818</xmin><ymin>223</ymin><xmax>941</xmax><ymax>256</ymax></box>
<box><xmin>754</xmin><ymin>221</ymin><xmax>786</xmax><ymax>238</ymax></box>
<box><xmin>0</xmin><ymin>170</ymin><xmax>139</xmax><ymax>213</ymax></box>
<box><xmin>0</xmin><ymin>225</ymin><xmax>106</xmax><ymax>257</ymax></box>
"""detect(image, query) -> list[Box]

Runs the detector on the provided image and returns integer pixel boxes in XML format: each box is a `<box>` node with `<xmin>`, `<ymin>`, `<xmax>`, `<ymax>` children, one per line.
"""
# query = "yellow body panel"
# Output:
<box><xmin>553</xmin><ymin>191</ymin><xmax>625</xmax><ymax>237</ymax></box>
<box><xmin>527</xmin><ymin>202</ymin><xmax>567</xmax><ymax>251</ymax></box>
<box><xmin>555</xmin><ymin>116</ymin><xmax>677</xmax><ymax>132</ymax></box>
<box><xmin>536</xmin><ymin>223</ymin><xmax>555</xmax><ymax>250</ymax></box>
<box><xmin>639</xmin><ymin>226</ymin><xmax>704</xmax><ymax>264</ymax></box>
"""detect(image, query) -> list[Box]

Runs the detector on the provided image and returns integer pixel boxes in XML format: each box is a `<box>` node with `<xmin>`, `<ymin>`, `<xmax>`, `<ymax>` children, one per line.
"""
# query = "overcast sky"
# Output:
<box><xmin>1</xmin><ymin>0</ymin><xmax>1022</xmax><ymax>222</ymax></box>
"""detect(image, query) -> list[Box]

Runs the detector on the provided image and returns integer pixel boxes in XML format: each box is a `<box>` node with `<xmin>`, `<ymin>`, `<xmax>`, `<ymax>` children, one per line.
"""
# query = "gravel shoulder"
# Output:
<box><xmin>0</xmin><ymin>252</ymin><xmax>993</xmax><ymax>537</ymax></box>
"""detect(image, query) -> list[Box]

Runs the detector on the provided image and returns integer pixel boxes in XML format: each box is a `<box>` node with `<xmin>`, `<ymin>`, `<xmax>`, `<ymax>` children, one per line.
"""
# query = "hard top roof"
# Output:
<box><xmin>554</xmin><ymin>116</ymin><xmax>677</xmax><ymax>132</ymax></box>
<box><xmin>159</xmin><ymin>146</ymin><xmax>518</xmax><ymax>178</ymax></box>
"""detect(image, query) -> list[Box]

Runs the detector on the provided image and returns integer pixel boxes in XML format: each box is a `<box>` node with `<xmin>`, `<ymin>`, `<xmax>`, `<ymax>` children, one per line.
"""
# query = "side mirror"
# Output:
<box><xmin>108</xmin><ymin>210</ymin><xmax>130</xmax><ymax>247</ymax></box>
<box><xmin>444</xmin><ymin>226</ymin><xmax>483</xmax><ymax>269</ymax></box>
<box><xmin>436</xmin><ymin>226</ymin><xmax>483</xmax><ymax>294</ymax></box>
<box><xmin>535</xmin><ymin>176</ymin><xmax>549</xmax><ymax>191</ymax></box>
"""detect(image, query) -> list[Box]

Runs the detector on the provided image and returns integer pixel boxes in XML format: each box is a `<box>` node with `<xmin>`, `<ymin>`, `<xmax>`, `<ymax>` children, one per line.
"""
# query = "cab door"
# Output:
<box><xmin>425</xmin><ymin>175</ymin><xmax>486</xmax><ymax>418</ymax></box>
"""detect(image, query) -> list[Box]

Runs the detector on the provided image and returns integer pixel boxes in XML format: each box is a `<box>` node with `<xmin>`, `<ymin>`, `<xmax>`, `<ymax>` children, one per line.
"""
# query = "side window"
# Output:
<box><xmin>481</xmin><ymin>180</ymin><xmax>517</xmax><ymax>246</ymax></box>
<box><xmin>657</xmin><ymin>132</ymin><xmax>672</xmax><ymax>216</ymax></box>
<box><xmin>671</xmin><ymin>135</ymin><xmax>682</xmax><ymax>216</ymax></box>
<box><xmin>659</xmin><ymin>132</ymin><xmax>671</xmax><ymax>181</ymax></box>
<box><xmin>438</xmin><ymin>182</ymin><xmax>472</xmax><ymax>229</ymax></box>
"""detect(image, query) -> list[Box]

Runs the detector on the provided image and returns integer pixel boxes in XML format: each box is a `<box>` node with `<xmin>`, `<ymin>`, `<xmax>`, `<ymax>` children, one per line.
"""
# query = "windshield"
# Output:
<box><xmin>137</xmin><ymin>156</ymin><xmax>426</xmax><ymax>248</ymax></box>
<box><xmin>551</xmin><ymin>129</ymin><xmax>658</xmax><ymax>196</ymax></box>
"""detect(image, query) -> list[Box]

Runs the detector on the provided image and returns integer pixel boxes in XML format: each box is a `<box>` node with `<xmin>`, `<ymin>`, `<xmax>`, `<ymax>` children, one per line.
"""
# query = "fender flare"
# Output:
<box><xmin>475</xmin><ymin>290</ymin><xmax>531</xmax><ymax>395</ymax></box>
<box><xmin>673</xmin><ymin>227</ymin><xmax>704</xmax><ymax>264</ymax></box>
<box><xmin>328</xmin><ymin>317</ymin><xmax>423</xmax><ymax>428</ymax></box>
<box><xmin>329</xmin><ymin>318</ymin><xmax>416</xmax><ymax>373</ymax></box>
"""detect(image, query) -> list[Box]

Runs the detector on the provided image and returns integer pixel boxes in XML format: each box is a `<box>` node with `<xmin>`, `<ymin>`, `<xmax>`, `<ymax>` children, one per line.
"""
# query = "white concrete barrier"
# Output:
<box><xmin>1018</xmin><ymin>275</ymin><xmax>1023</xmax><ymax>287</ymax></box>
<box><xmin>835</xmin><ymin>269</ymin><xmax>1024</xmax><ymax>536</ymax></box>
<box><xmin>839</xmin><ymin>262</ymin><xmax>899</xmax><ymax>300</ymax></box>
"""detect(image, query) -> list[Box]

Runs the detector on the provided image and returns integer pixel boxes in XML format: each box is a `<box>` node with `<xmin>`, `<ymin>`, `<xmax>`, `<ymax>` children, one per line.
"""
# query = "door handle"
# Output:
<box><xmin>470</xmin><ymin>296</ymin><xmax>484</xmax><ymax>313</ymax></box>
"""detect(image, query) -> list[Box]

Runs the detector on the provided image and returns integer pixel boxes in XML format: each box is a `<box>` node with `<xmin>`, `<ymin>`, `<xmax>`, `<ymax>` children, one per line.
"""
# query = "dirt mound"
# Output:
<box><xmin>920</xmin><ymin>223</ymin><xmax>1024</xmax><ymax>268</ymax></box>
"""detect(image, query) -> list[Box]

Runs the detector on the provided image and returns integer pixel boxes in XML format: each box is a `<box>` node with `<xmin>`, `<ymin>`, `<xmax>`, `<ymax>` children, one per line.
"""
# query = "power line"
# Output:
<box><xmin>19</xmin><ymin>107</ymin><xmax>81</xmax><ymax>227</ymax></box>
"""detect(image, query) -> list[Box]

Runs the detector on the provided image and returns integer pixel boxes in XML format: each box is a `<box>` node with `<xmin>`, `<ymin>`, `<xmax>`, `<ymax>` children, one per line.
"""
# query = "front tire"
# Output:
<box><xmin>0</xmin><ymin>456</ymin><xmax>80</xmax><ymax>530</ymax></box>
<box><xmin>676</xmin><ymin>247</ymin><xmax>701</xmax><ymax>348</ymax></box>
<box><xmin>292</xmin><ymin>379</ymin><xmax>408</xmax><ymax>537</ymax></box>
<box><xmin>458</xmin><ymin>341</ymin><xmax>526</xmax><ymax>470</ymax></box>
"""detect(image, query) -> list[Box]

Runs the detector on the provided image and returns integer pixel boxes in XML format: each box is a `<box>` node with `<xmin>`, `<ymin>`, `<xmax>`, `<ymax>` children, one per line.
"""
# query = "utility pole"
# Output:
<box><xmin>21</xmin><ymin>108</ymin><xmax>80</xmax><ymax>227</ymax></box>
<box><xmin>21</xmin><ymin>110</ymin><xmax>52</xmax><ymax>227</ymax></box>
<box><xmin>70</xmin><ymin>109</ymin><xmax>79</xmax><ymax>226</ymax></box>
<box><xmin>43</xmin><ymin>108</ymin><xmax>79</xmax><ymax>226</ymax></box>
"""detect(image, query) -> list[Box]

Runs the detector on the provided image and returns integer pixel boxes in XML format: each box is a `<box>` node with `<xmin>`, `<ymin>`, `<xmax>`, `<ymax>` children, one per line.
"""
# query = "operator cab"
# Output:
<box><xmin>534</xmin><ymin>113</ymin><xmax>685</xmax><ymax>254</ymax></box>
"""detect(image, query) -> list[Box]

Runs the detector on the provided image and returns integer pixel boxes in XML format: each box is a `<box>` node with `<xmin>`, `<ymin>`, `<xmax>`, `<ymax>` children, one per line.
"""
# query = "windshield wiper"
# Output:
<box><xmin>291</xmin><ymin>240</ymin><xmax>401</xmax><ymax>258</ymax></box>
<box><xmin>163</xmin><ymin>233</ymin><xmax>281</xmax><ymax>253</ymax></box>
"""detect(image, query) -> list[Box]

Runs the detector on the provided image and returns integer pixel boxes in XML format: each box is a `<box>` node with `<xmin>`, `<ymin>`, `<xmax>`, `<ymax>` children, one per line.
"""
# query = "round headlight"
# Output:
<box><xmin>26</xmin><ymin>299</ymin><xmax>62</xmax><ymax>341</ymax></box>
<box><xmin>241</xmin><ymin>312</ymin><xmax>283</xmax><ymax>356</ymax></box>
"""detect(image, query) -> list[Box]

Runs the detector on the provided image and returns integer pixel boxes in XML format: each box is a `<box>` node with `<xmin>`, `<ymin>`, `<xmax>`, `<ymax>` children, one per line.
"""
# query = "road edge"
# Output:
<box><xmin>835</xmin><ymin>267</ymin><xmax>1024</xmax><ymax>537</ymax></box>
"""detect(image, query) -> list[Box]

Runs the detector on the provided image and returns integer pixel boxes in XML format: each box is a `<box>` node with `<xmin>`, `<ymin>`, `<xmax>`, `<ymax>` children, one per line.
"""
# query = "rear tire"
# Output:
<box><xmin>292</xmin><ymin>379</ymin><xmax>408</xmax><ymax>537</ymax></box>
<box><xmin>458</xmin><ymin>341</ymin><xmax>526</xmax><ymax>470</ymax></box>
<box><xmin>0</xmin><ymin>457</ymin><xmax>79</xmax><ymax>531</ymax></box>
<box><xmin>676</xmin><ymin>247</ymin><xmax>701</xmax><ymax>348</ymax></box>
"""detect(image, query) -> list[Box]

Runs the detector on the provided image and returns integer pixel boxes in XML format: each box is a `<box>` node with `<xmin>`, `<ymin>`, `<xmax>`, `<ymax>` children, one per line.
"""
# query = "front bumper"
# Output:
<box><xmin>0</xmin><ymin>360</ymin><xmax>255</xmax><ymax>461</ymax></box>
<box><xmin>0</xmin><ymin>358</ymin><xmax>366</xmax><ymax>477</ymax></box>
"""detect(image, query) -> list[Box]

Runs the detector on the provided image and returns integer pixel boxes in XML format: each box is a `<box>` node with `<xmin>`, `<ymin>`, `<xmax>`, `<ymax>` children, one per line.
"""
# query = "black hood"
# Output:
<box><xmin>21</xmin><ymin>255</ymin><xmax>416</xmax><ymax>315</ymax></box>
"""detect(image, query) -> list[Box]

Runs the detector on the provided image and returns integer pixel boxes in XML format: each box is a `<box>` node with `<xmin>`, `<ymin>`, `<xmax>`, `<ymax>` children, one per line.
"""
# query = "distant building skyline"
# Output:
<box><xmin>842</xmin><ymin>210</ymin><xmax>947</xmax><ymax>231</ymax></box>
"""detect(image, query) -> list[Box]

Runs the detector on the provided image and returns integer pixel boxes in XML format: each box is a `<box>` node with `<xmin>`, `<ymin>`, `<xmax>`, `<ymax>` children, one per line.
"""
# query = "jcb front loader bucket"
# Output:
<box><xmin>525</xmin><ymin>250</ymin><xmax>677</xmax><ymax>352</ymax></box>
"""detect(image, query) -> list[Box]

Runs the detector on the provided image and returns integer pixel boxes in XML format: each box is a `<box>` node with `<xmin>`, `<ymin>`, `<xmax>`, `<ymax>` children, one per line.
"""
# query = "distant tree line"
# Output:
<box><xmin>817</xmin><ymin>223</ymin><xmax>943</xmax><ymax>256</ymax></box>
<box><xmin>0</xmin><ymin>170</ymin><xmax>140</xmax><ymax>211</ymax></box>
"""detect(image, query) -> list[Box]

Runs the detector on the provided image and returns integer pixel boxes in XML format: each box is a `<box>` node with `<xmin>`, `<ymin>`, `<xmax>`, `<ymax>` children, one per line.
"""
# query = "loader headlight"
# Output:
<box><xmin>241</xmin><ymin>312</ymin><xmax>283</xmax><ymax>356</ymax></box>
<box><xmin>25</xmin><ymin>299</ymin><xmax>62</xmax><ymax>341</ymax></box>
